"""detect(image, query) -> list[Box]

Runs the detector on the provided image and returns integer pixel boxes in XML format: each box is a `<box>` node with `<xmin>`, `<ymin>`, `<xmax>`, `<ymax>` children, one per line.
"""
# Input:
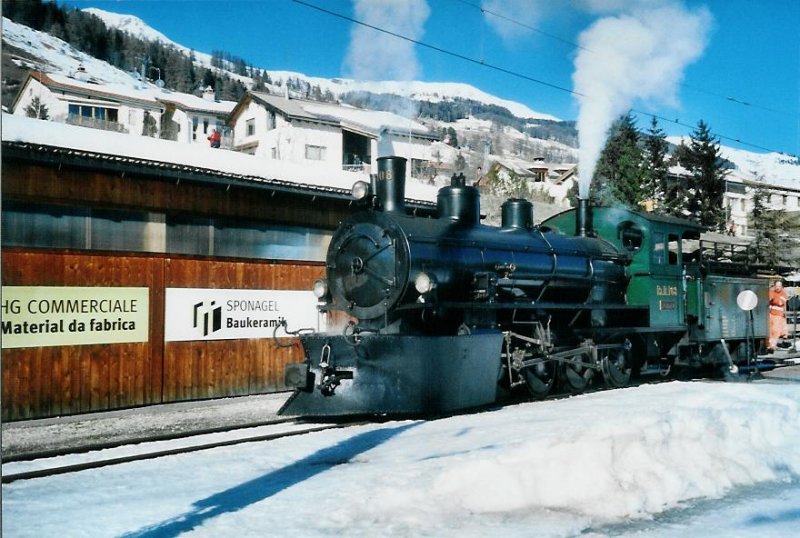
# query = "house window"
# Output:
<box><xmin>192</xmin><ymin>116</ymin><xmax>198</xmax><ymax>140</ymax></box>
<box><xmin>267</xmin><ymin>111</ymin><xmax>276</xmax><ymax>130</ymax></box>
<box><xmin>305</xmin><ymin>144</ymin><xmax>326</xmax><ymax>161</ymax></box>
<box><xmin>246</xmin><ymin>118</ymin><xmax>255</xmax><ymax>136</ymax></box>
<box><xmin>203</xmin><ymin>119</ymin><xmax>209</xmax><ymax>134</ymax></box>
<box><xmin>271</xmin><ymin>147</ymin><xmax>277</xmax><ymax>159</ymax></box>
<box><xmin>68</xmin><ymin>104</ymin><xmax>118</xmax><ymax>123</ymax></box>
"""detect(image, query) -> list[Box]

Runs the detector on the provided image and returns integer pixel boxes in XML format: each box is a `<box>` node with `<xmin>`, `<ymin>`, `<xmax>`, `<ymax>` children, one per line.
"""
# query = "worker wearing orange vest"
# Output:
<box><xmin>767</xmin><ymin>280</ymin><xmax>789</xmax><ymax>351</ymax></box>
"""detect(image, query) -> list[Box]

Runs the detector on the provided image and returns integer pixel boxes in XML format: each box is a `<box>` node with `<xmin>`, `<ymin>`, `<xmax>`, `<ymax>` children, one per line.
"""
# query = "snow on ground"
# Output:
<box><xmin>0</xmin><ymin>113</ymin><xmax>440</xmax><ymax>203</ymax></box>
<box><xmin>3</xmin><ymin>381</ymin><xmax>800</xmax><ymax>537</ymax></box>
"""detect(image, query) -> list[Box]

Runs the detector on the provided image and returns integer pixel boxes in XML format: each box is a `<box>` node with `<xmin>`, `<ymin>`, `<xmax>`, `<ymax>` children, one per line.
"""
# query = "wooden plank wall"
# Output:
<box><xmin>162</xmin><ymin>258</ymin><xmax>322</xmax><ymax>403</ymax></box>
<box><xmin>1</xmin><ymin>249</ymin><xmax>324</xmax><ymax>421</ymax></box>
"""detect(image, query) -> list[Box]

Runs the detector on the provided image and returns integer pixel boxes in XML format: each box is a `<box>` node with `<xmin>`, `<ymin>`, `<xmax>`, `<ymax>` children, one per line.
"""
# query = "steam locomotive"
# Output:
<box><xmin>279</xmin><ymin>156</ymin><xmax>769</xmax><ymax>416</ymax></box>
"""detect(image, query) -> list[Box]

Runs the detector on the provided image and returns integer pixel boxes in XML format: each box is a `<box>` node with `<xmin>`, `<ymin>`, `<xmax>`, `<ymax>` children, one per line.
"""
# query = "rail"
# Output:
<box><xmin>1</xmin><ymin>420</ymin><xmax>362</xmax><ymax>484</ymax></box>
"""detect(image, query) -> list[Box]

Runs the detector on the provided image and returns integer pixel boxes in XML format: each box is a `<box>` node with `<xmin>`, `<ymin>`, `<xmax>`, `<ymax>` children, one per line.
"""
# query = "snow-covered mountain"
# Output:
<box><xmin>82</xmin><ymin>7</ymin><xmax>559</xmax><ymax>122</ymax></box>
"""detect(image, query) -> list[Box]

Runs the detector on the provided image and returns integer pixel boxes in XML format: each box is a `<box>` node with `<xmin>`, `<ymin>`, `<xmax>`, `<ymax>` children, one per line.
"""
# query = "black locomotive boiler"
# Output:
<box><xmin>279</xmin><ymin>156</ymin><xmax>769</xmax><ymax>417</ymax></box>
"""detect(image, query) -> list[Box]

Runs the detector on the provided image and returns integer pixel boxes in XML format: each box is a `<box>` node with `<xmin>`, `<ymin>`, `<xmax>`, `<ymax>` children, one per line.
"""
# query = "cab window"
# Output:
<box><xmin>618</xmin><ymin>222</ymin><xmax>643</xmax><ymax>252</ymax></box>
<box><xmin>652</xmin><ymin>232</ymin><xmax>665</xmax><ymax>264</ymax></box>
<box><xmin>668</xmin><ymin>234</ymin><xmax>680</xmax><ymax>265</ymax></box>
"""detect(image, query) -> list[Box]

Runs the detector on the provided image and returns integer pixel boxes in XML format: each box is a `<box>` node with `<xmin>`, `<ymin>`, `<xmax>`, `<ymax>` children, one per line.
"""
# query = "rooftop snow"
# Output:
<box><xmin>1</xmin><ymin>113</ymin><xmax>439</xmax><ymax>202</ymax></box>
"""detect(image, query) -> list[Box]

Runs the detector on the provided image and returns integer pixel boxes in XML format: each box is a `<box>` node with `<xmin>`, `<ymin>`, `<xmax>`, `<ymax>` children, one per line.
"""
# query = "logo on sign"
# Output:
<box><xmin>193</xmin><ymin>300</ymin><xmax>222</xmax><ymax>336</ymax></box>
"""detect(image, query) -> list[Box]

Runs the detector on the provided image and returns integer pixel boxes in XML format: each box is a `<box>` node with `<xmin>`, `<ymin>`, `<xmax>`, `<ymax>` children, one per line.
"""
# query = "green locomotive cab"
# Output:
<box><xmin>542</xmin><ymin>206</ymin><xmax>703</xmax><ymax>330</ymax></box>
<box><xmin>542</xmin><ymin>205</ymin><xmax>769</xmax><ymax>373</ymax></box>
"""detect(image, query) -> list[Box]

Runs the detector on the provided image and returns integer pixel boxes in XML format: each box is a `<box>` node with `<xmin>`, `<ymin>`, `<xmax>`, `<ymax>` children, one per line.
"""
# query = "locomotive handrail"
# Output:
<box><xmin>272</xmin><ymin>320</ymin><xmax>316</xmax><ymax>347</ymax></box>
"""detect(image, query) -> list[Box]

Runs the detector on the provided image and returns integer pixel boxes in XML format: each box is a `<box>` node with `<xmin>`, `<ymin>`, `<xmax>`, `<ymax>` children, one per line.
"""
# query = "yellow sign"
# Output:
<box><xmin>1</xmin><ymin>286</ymin><xmax>149</xmax><ymax>349</ymax></box>
<box><xmin>656</xmin><ymin>285</ymin><xmax>678</xmax><ymax>296</ymax></box>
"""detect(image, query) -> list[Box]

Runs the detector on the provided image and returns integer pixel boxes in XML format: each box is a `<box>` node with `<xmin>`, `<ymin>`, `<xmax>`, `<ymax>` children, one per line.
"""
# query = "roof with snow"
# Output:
<box><xmin>1</xmin><ymin>113</ymin><xmax>439</xmax><ymax>207</ymax></box>
<box><xmin>230</xmin><ymin>91</ymin><xmax>437</xmax><ymax>140</ymax></box>
<box><xmin>13</xmin><ymin>71</ymin><xmax>236</xmax><ymax>116</ymax></box>
<box><xmin>14</xmin><ymin>71</ymin><xmax>161</xmax><ymax>111</ymax></box>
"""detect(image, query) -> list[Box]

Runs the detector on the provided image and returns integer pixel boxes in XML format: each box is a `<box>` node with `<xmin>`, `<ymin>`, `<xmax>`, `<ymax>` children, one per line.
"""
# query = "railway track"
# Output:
<box><xmin>1</xmin><ymin>419</ymin><xmax>362</xmax><ymax>484</ymax></box>
<box><xmin>6</xmin><ymin>365</ymin><xmax>795</xmax><ymax>486</ymax></box>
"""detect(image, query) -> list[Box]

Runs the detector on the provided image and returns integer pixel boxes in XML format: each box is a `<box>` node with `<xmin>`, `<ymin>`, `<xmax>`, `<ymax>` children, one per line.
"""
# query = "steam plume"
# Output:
<box><xmin>573</xmin><ymin>2</ymin><xmax>711</xmax><ymax>197</ymax></box>
<box><xmin>343</xmin><ymin>0</ymin><xmax>431</xmax><ymax>81</ymax></box>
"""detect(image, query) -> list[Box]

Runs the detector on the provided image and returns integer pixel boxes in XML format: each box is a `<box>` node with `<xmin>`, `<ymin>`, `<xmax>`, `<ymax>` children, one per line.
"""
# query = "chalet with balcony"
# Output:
<box><xmin>227</xmin><ymin>91</ymin><xmax>439</xmax><ymax>178</ymax></box>
<box><xmin>11</xmin><ymin>70</ymin><xmax>236</xmax><ymax>147</ymax></box>
<box><xmin>11</xmin><ymin>70</ymin><xmax>164</xmax><ymax>136</ymax></box>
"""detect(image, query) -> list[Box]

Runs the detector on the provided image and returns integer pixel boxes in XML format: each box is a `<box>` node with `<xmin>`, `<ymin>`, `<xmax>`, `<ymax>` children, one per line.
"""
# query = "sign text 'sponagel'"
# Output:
<box><xmin>164</xmin><ymin>288</ymin><xmax>324</xmax><ymax>342</ymax></box>
<box><xmin>1</xmin><ymin>286</ymin><xmax>150</xmax><ymax>349</ymax></box>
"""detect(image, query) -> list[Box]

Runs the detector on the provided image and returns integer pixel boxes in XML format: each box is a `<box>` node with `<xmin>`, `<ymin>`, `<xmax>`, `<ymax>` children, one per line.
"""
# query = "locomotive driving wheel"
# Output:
<box><xmin>560</xmin><ymin>353</ymin><xmax>594</xmax><ymax>394</ymax></box>
<box><xmin>522</xmin><ymin>359</ymin><xmax>557</xmax><ymax>399</ymax></box>
<box><xmin>601</xmin><ymin>342</ymin><xmax>632</xmax><ymax>388</ymax></box>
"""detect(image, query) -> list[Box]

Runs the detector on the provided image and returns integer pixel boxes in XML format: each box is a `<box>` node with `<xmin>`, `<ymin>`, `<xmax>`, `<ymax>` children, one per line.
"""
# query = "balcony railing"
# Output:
<box><xmin>66</xmin><ymin>115</ymin><xmax>128</xmax><ymax>133</ymax></box>
<box><xmin>342</xmin><ymin>163</ymin><xmax>367</xmax><ymax>173</ymax></box>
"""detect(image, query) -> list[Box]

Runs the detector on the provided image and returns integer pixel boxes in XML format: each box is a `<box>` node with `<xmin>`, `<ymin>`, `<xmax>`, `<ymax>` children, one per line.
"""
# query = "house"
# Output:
<box><xmin>11</xmin><ymin>70</ymin><xmax>236</xmax><ymax>146</ymax></box>
<box><xmin>726</xmin><ymin>174</ymin><xmax>800</xmax><ymax>237</ymax></box>
<box><xmin>11</xmin><ymin>69</ymin><xmax>164</xmax><ymax>137</ymax></box>
<box><xmin>654</xmin><ymin>167</ymin><xmax>800</xmax><ymax>238</ymax></box>
<box><xmin>227</xmin><ymin>91</ymin><xmax>439</xmax><ymax>179</ymax></box>
<box><xmin>158</xmin><ymin>86</ymin><xmax>236</xmax><ymax>146</ymax></box>
<box><xmin>487</xmin><ymin>157</ymin><xmax>577</xmax><ymax>205</ymax></box>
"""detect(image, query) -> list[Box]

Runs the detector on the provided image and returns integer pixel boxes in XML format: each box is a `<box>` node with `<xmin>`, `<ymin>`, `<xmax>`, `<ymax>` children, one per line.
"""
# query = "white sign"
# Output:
<box><xmin>1</xmin><ymin>286</ymin><xmax>149</xmax><ymax>349</ymax></box>
<box><xmin>164</xmin><ymin>288</ymin><xmax>324</xmax><ymax>342</ymax></box>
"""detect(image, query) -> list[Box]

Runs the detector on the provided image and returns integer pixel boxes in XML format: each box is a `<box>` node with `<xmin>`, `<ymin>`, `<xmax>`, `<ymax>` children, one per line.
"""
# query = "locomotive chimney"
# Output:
<box><xmin>576</xmin><ymin>198</ymin><xmax>593</xmax><ymax>237</ymax></box>
<box><xmin>376</xmin><ymin>156</ymin><xmax>406</xmax><ymax>212</ymax></box>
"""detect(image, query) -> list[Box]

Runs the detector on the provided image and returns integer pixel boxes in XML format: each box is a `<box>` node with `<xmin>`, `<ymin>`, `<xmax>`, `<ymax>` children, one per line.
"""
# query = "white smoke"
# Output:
<box><xmin>573</xmin><ymin>1</ymin><xmax>712</xmax><ymax>197</ymax></box>
<box><xmin>343</xmin><ymin>0</ymin><xmax>431</xmax><ymax>81</ymax></box>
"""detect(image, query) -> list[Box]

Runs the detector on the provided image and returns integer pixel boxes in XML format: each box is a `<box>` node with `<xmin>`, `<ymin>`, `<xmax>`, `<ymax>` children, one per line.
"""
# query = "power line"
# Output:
<box><xmin>292</xmin><ymin>0</ymin><xmax>793</xmax><ymax>156</ymax></box>
<box><xmin>453</xmin><ymin>0</ymin><xmax>587</xmax><ymax>52</ymax></box>
<box><xmin>456</xmin><ymin>0</ymin><xmax>799</xmax><ymax>120</ymax></box>
<box><xmin>292</xmin><ymin>0</ymin><xmax>583</xmax><ymax>98</ymax></box>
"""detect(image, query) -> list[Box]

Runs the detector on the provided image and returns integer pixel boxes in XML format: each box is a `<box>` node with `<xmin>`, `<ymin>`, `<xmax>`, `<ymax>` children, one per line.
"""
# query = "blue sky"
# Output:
<box><xmin>62</xmin><ymin>0</ymin><xmax>799</xmax><ymax>157</ymax></box>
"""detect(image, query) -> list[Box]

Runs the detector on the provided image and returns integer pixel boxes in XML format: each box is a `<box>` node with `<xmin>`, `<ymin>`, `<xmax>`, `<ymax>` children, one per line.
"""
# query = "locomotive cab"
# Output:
<box><xmin>542</xmin><ymin>206</ymin><xmax>704</xmax><ymax>331</ymax></box>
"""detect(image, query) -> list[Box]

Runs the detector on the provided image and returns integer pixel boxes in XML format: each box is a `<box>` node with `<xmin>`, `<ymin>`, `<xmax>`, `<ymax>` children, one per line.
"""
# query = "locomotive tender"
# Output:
<box><xmin>279</xmin><ymin>156</ymin><xmax>768</xmax><ymax>416</ymax></box>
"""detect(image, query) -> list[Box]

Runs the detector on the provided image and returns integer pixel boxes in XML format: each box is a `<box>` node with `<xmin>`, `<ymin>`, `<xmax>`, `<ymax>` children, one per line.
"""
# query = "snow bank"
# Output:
<box><xmin>4</xmin><ymin>381</ymin><xmax>800</xmax><ymax>537</ymax></box>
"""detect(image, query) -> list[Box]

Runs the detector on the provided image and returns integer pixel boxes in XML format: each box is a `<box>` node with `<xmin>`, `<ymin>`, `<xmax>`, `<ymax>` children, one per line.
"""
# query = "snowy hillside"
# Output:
<box><xmin>2</xmin><ymin>17</ymin><xmax>141</xmax><ymax>86</ymax></box>
<box><xmin>267</xmin><ymin>70</ymin><xmax>560</xmax><ymax>121</ymax></box>
<box><xmin>669</xmin><ymin>136</ymin><xmax>800</xmax><ymax>188</ymax></box>
<box><xmin>83</xmin><ymin>7</ymin><xmax>558</xmax><ymax>122</ymax></box>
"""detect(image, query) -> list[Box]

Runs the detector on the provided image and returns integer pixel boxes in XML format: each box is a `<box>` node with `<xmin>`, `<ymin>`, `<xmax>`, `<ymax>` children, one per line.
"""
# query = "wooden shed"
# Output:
<box><xmin>1</xmin><ymin>115</ymin><xmax>435</xmax><ymax>421</ymax></box>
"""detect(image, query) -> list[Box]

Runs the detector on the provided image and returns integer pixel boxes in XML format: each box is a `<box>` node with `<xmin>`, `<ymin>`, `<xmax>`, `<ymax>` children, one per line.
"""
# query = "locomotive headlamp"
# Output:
<box><xmin>414</xmin><ymin>272</ymin><xmax>437</xmax><ymax>294</ymax></box>
<box><xmin>312</xmin><ymin>279</ymin><xmax>329</xmax><ymax>299</ymax></box>
<box><xmin>351</xmin><ymin>180</ymin><xmax>370</xmax><ymax>201</ymax></box>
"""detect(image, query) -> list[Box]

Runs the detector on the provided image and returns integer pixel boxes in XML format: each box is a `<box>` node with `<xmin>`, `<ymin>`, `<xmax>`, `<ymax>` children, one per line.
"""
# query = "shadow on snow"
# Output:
<box><xmin>121</xmin><ymin>422</ymin><xmax>418</xmax><ymax>538</ymax></box>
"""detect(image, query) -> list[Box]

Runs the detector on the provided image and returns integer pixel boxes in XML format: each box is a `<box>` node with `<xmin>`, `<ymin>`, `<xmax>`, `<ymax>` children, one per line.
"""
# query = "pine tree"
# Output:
<box><xmin>24</xmin><ymin>97</ymin><xmax>49</xmax><ymax>119</ymax></box>
<box><xmin>676</xmin><ymin>120</ymin><xmax>728</xmax><ymax>230</ymax></box>
<box><xmin>593</xmin><ymin>113</ymin><xmax>645</xmax><ymax>207</ymax></box>
<box><xmin>642</xmin><ymin>116</ymin><xmax>670</xmax><ymax>211</ymax></box>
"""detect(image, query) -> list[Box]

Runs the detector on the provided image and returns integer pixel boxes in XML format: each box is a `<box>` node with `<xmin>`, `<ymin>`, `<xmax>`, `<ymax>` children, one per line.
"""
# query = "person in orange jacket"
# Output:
<box><xmin>767</xmin><ymin>280</ymin><xmax>789</xmax><ymax>351</ymax></box>
<box><xmin>208</xmin><ymin>128</ymin><xmax>221</xmax><ymax>148</ymax></box>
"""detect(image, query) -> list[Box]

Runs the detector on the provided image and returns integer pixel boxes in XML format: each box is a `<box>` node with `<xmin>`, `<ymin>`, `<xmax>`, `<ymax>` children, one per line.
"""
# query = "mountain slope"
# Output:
<box><xmin>83</xmin><ymin>7</ymin><xmax>559</xmax><ymax>122</ymax></box>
